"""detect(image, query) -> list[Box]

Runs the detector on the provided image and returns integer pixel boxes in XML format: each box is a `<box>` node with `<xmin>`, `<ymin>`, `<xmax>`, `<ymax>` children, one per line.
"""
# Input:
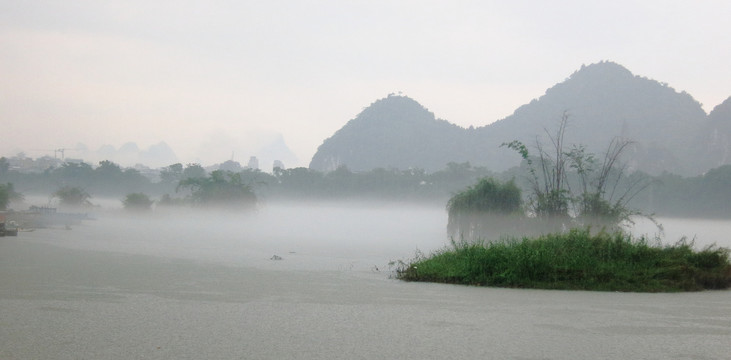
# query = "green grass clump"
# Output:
<box><xmin>395</xmin><ymin>229</ymin><xmax>731</xmax><ymax>292</ymax></box>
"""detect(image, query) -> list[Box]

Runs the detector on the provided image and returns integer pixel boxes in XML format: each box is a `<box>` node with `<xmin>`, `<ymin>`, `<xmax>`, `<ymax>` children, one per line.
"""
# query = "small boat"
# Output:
<box><xmin>0</xmin><ymin>218</ymin><xmax>19</xmax><ymax>237</ymax></box>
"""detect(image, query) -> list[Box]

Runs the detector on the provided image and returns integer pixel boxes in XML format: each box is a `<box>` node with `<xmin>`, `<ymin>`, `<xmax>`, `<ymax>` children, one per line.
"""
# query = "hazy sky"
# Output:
<box><xmin>2</xmin><ymin>1</ymin><xmax>730</xmax><ymax>168</ymax></box>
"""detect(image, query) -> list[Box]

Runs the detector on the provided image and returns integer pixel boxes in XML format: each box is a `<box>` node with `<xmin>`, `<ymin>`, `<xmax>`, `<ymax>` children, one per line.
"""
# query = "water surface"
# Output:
<box><xmin>1</xmin><ymin>204</ymin><xmax>729</xmax><ymax>359</ymax></box>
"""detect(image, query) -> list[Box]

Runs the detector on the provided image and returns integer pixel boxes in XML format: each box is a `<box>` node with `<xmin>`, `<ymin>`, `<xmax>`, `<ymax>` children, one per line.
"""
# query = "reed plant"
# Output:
<box><xmin>395</xmin><ymin>228</ymin><xmax>731</xmax><ymax>292</ymax></box>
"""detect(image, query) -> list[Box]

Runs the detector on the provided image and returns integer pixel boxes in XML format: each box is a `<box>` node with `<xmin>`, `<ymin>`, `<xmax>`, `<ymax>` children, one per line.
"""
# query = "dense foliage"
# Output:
<box><xmin>446</xmin><ymin>178</ymin><xmax>523</xmax><ymax>239</ymax></box>
<box><xmin>631</xmin><ymin>165</ymin><xmax>731</xmax><ymax>218</ymax></box>
<box><xmin>122</xmin><ymin>193</ymin><xmax>154</xmax><ymax>212</ymax></box>
<box><xmin>0</xmin><ymin>182</ymin><xmax>22</xmax><ymax>210</ymax></box>
<box><xmin>53</xmin><ymin>186</ymin><xmax>92</xmax><ymax>208</ymax></box>
<box><xmin>0</xmin><ymin>160</ymin><xmax>155</xmax><ymax>197</ymax></box>
<box><xmin>1</xmin><ymin>154</ymin><xmax>731</xmax><ymax>218</ymax></box>
<box><xmin>395</xmin><ymin>228</ymin><xmax>731</xmax><ymax>292</ymax></box>
<box><xmin>177</xmin><ymin>170</ymin><xmax>257</xmax><ymax>209</ymax></box>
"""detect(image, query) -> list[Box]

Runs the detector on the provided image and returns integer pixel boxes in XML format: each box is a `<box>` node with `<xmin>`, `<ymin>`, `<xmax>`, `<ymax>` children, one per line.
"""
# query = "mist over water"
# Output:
<box><xmin>32</xmin><ymin>201</ymin><xmax>449</xmax><ymax>272</ymax></box>
<box><xmin>632</xmin><ymin>217</ymin><xmax>731</xmax><ymax>249</ymax></box>
<box><xmin>3</xmin><ymin>202</ymin><xmax>731</xmax><ymax>359</ymax></box>
<box><xmin>28</xmin><ymin>201</ymin><xmax>731</xmax><ymax>266</ymax></box>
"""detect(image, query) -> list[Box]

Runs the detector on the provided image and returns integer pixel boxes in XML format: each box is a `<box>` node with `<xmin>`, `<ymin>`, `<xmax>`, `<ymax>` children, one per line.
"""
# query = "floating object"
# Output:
<box><xmin>0</xmin><ymin>218</ymin><xmax>18</xmax><ymax>237</ymax></box>
<box><xmin>270</xmin><ymin>255</ymin><xmax>283</xmax><ymax>260</ymax></box>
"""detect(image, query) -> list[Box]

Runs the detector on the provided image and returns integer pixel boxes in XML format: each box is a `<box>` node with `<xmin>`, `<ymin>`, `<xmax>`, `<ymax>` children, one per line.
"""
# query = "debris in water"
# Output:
<box><xmin>270</xmin><ymin>255</ymin><xmax>283</xmax><ymax>260</ymax></box>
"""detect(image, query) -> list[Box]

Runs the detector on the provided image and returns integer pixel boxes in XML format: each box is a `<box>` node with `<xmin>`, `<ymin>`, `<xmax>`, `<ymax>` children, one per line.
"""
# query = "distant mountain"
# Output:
<box><xmin>311</xmin><ymin>61</ymin><xmax>725</xmax><ymax>175</ymax></box>
<box><xmin>309</xmin><ymin>95</ymin><xmax>467</xmax><ymax>172</ymax></box>
<box><xmin>77</xmin><ymin>141</ymin><xmax>178</xmax><ymax>168</ymax></box>
<box><xmin>141</xmin><ymin>142</ymin><xmax>178</xmax><ymax>167</ymax></box>
<box><xmin>481</xmin><ymin>61</ymin><xmax>707</xmax><ymax>174</ymax></box>
<box><xmin>257</xmin><ymin>133</ymin><xmax>299</xmax><ymax>170</ymax></box>
<box><xmin>702</xmin><ymin>97</ymin><xmax>731</xmax><ymax>168</ymax></box>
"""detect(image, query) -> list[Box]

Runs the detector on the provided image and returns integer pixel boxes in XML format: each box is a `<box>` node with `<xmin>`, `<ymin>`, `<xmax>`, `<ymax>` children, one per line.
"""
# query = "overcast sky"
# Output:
<box><xmin>2</xmin><ymin>0</ymin><xmax>730</xmax><ymax>168</ymax></box>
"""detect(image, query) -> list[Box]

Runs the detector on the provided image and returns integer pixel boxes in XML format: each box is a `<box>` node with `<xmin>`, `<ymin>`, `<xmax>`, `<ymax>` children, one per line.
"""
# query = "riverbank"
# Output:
<box><xmin>2</xmin><ymin>220</ymin><xmax>731</xmax><ymax>359</ymax></box>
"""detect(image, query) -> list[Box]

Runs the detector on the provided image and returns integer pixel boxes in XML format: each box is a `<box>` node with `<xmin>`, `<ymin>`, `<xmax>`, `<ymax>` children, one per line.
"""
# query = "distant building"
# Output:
<box><xmin>34</xmin><ymin>156</ymin><xmax>63</xmax><ymax>171</ymax></box>
<box><xmin>247</xmin><ymin>156</ymin><xmax>259</xmax><ymax>170</ymax></box>
<box><xmin>219</xmin><ymin>160</ymin><xmax>243</xmax><ymax>172</ymax></box>
<box><xmin>272</xmin><ymin>160</ymin><xmax>285</xmax><ymax>171</ymax></box>
<box><xmin>8</xmin><ymin>154</ymin><xmax>62</xmax><ymax>173</ymax></box>
<box><xmin>64</xmin><ymin>158</ymin><xmax>84</xmax><ymax>164</ymax></box>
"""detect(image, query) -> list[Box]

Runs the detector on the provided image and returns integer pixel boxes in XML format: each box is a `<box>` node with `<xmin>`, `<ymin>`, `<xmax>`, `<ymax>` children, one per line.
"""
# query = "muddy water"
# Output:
<box><xmin>1</xmin><ymin>205</ymin><xmax>730</xmax><ymax>359</ymax></box>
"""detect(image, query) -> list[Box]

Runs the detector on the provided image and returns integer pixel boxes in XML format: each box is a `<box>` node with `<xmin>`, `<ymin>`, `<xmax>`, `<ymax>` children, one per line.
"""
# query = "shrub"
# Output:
<box><xmin>447</xmin><ymin>177</ymin><xmax>523</xmax><ymax>240</ymax></box>
<box><xmin>0</xmin><ymin>182</ymin><xmax>23</xmax><ymax>210</ymax></box>
<box><xmin>123</xmin><ymin>193</ymin><xmax>153</xmax><ymax>212</ymax></box>
<box><xmin>395</xmin><ymin>229</ymin><xmax>731</xmax><ymax>292</ymax></box>
<box><xmin>53</xmin><ymin>186</ymin><xmax>92</xmax><ymax>208</ymax></box>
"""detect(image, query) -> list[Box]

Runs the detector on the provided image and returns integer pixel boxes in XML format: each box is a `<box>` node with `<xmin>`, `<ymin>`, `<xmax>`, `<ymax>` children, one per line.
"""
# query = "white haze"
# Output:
<box><xmin>4</xmin><ymin>202</ymin><xmax>731</xmax><ymax>359</ymax></box>
<box><xmin>632</xmin><ymin>217</ymin><xmax>731</xmax><ymax>250</ymax></box>
<box><xmin>24</xmin><ymin>200</ymin><xmax>731</xmax><ymax>270</ymax></box>
<box><xmin>35</xmin><ymin>201</ymin><xmax>449</xmax><ymax>272</ymax></box>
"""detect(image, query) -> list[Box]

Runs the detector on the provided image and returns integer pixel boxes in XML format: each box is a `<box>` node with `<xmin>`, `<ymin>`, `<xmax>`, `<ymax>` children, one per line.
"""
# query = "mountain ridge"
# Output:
<box><xmin>310</xmin><ymin>61</ymin><xmax>726</xmax><ymax>175</ymax></box>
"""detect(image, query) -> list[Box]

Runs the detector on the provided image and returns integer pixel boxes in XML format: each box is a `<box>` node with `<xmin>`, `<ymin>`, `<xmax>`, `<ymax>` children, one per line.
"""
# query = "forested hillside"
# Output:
<box><xmin>310</xmin><ymin>61</ymin><xmax>728</xmax><ymax>176</ymax></box>
<box><xmin>309</xmin><ymin>95</ymin><xmax>468</xmax><ymax>172</ymax></box>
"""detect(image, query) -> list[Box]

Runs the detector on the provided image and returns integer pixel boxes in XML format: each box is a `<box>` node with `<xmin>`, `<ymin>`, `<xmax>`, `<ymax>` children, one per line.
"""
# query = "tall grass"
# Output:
<box><xmin>395</xmin><ymin>229</ymin><xmax>731</xmax><ymax>292</ymax></box>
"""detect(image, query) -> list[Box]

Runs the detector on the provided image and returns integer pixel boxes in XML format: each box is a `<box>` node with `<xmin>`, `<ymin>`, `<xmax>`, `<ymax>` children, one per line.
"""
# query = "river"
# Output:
<box><xmin>1</xmin><ymin>203</ymin><xmax>729</xmax><ymax>359</ymax></box>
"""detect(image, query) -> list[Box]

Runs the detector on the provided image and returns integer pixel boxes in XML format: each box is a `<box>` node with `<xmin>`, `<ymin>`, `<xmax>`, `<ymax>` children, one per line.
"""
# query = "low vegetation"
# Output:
<box><xmin>446</xmin><ymin>177</ymin><xmax>524</xmax><ymax>240</ymax></box>
<box><xmin>414</xmin><ymin>114</ymin><xmax>714</xmax><ymax>292</ymax></box>
<box><xmin>501</xmin><ymin>112</ymin><xmax>651</xmax><ymax>231</ymax></box>
<box><xmin>53</xmin><ymin>186</ymin><xmax>93</xmax><ymax>209</ymax></box>
<box><xmin>394</xmin><ymin>228</ymin><xmax>731</xmax><ymax>292</ymax></box>
<box><xmin>177</xmin><ymin>170</ymin><xmax>257</xmax><ymax>209</ymax></box>
<box><xmin>4</xmin><ymin>152</ymin><xmax>731</xmax><ymax>218</ymax></box>
<box><xmin>0</xmin><ymin>182</ymin><xmax>23</xmax><ymax>210</ymax></box>
<box><xmin>122</xmin><ymin>193</ymin><xmax>153</xmax><ymax>212</ymax></box>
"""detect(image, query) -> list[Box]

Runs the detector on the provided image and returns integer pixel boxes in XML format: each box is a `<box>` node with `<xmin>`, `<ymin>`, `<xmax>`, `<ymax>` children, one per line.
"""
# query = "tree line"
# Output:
<box><xmin>1</xmin><ymin>154</ymin><xmax>731</xmax><ymax>217</ymax></box>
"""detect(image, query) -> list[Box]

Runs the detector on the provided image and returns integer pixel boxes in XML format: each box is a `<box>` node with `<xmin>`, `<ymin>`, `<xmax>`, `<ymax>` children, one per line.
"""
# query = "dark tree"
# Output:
<box><xmin>182</xmin><ymin>163</ymin><xmax>206</xmax><ymax>180</ymax></box>
<box><xmin>177</xmin><ymin>170</ymin><xmax>256</xmax><ymax>209</ymax></box>
<box><xmin>446</xmin><ymin>177</ymin><xmax>523</xmax><ymax>240</ymax></box>
<box><xmin>53</xmin><ymin>186</ymin><xmax>92</xmax><ymax>208</ymax></box>
<box><xmin>0</xmin><ymin>183</ymin><xmax>23</xmax><ymax>210</ymax></box>
<box><xmin>123</xmin><ymin>193</ymin><xmax>153</xmax><ymax>212</ymax></box>
<box><xmin>160</xmin><ymin>163</ymin><xmax>184</xmax><ymax>184</ymax></box>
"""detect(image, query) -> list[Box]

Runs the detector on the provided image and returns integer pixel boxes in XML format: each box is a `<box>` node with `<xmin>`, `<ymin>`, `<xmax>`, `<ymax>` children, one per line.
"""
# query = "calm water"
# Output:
<box><xmin>1</xmin><ymin>204</ymin><xmax>730</xmax><ymax>359</ymax></box>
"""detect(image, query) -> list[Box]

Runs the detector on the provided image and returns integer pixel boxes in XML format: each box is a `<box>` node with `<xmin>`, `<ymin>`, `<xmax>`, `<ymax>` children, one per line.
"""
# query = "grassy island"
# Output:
<box><xmin>395</xmin><ymin>229</ymin><xmax>731</xmax><ymax>292</ymax></box>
